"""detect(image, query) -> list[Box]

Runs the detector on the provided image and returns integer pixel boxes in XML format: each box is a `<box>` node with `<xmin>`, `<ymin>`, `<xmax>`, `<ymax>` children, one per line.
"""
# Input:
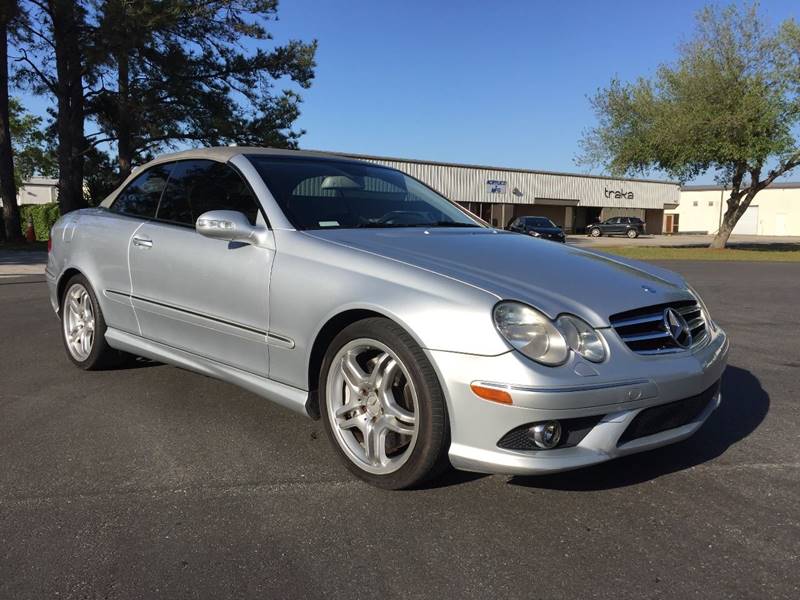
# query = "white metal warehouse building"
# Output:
<box><xmin>337</xmin><ymin>152</ymin><xmax>679</xmax><ymax>234</ymax></box>
<box><xmin>23</xmin><ymin>153</ymin><xmax>799</xmax><ymax>237</ymax></box>
<box><xmin>666</xmin><ymin>182</ymin><xmax>800</xmax><ymax>236</ymax></box>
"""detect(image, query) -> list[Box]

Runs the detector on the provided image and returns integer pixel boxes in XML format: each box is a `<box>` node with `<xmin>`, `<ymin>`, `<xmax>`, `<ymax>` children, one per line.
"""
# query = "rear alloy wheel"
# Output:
<box><xmin>63</xmin><ymin>282</ymin><xmax>95</xmax><ymax>362</ymax></box>
<box><xmin>320</xmin><ymin>318</ymin><xmax>449</xmax><ymax>489</ymax></box>
<box><xmin>61</xmin><ymin>274</ymin><xmax>127</xmax><ymax>370</ymax></box>
<box><xmin>626</xmin><ymin>228</ymin><xmax>639</xmax><ymax>239</ymax></box>
<box><xmin>590</xmin><ymin>227</ymin><xmax>601</xmax><ymax>237</ymax></box>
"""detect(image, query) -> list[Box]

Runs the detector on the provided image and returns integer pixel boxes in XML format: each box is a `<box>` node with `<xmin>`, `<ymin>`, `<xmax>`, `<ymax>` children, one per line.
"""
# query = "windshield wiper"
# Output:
<box><xmin>352</xmin><ymin>221</ymin><xmax>480</xmax><ymax>228</ymax></box>
<box><xmin>416</xmin><ymin>221</ymin><xmax>481</xmax><ymax>228</ymax></box>
<box><xmin>353</xmin><ymin>222</ymin><xmax>418</xmax><ymax>228</ymax></box>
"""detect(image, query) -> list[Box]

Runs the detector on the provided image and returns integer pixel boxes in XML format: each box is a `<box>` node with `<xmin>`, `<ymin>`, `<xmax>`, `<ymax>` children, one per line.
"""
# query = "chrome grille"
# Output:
<box><xmin>609</xmin><ymin>300</ymin><xmax>708</xmax><ymax>355</ymax></box>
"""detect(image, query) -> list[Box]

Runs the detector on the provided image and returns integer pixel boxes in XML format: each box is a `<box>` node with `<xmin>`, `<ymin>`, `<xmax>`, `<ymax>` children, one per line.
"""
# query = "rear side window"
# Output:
<box><xmin>111</xmin><ymin>164</ymin><xmax>172</xmax><ymax>218</ymax></box>
<box><xmin>156</xmin><ymin>160</ymin><xmax>260</xmax><ymax>226</ymax></box>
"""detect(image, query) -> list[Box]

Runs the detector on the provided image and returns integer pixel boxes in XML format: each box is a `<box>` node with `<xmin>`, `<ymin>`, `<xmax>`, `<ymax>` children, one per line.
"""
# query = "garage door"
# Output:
<box><xmin>733</xmin><ymin>206</ymin><xmax>759</xmax><ymax>235</ymax></box>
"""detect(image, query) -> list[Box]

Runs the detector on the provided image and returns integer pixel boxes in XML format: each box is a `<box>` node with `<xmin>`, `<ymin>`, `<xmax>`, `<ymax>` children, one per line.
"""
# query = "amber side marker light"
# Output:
<box><xmin>470</xmin><ymin>384</ymin><xmax>513</xmax><ymax>405</ymax></box>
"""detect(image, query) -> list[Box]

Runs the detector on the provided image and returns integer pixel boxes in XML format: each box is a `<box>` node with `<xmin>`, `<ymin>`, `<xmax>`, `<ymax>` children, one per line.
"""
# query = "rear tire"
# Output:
<box><xmin>319</xmin><ymin>317</ymin><xmax>450</xmax><ymax>489</ymax></box>
<box><xmin>61</xmin><ymin>274</ymin><xmax>128</xmax><ymax>370</ymax></box>
<box><xmin>626</xmin><ymin>229</ymin><xmax>639</xmax><ymax>239</ymax></box>
<box><xmin>590</xmin><ymin>227</ymin><xmax>601</xmax><ymax>237</ymax></box>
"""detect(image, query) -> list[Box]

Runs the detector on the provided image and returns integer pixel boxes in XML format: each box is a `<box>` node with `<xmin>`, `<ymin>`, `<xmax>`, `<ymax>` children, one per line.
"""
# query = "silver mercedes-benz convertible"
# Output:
<box><xmin>46</xmin><ymin>147</ymin><xmax>728</xmax><ymax>489</ymax></box>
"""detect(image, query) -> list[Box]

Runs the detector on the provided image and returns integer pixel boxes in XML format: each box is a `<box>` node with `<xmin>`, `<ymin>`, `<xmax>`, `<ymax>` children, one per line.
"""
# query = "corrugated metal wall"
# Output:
<box><xmin>346</xmin><ymin>156</ymin><xmax>679</xmax><ymax>209</ymax></box>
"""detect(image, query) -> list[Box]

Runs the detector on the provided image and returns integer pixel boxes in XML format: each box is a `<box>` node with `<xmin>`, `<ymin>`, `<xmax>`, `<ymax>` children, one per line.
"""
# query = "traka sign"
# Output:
<box><xmin>604</xmin><ymin>187</ymin><xmax>635</xmax><ymax>200</ymax></box>
<box><xmin>487</xmin><ymin>179</ymin><xmax>507</xmax><ymax>194</ymax></box>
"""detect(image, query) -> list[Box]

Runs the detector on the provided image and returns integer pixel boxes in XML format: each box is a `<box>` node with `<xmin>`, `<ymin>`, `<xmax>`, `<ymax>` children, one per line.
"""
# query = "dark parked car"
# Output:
<box><xmin>507</xmin><ymin>216</ymin><xmax>566</xmax><ymax>242</ymax></box>
<box><xmin>587</xmin><ymin>216</ymin><xmax>646</xmax><ymax>238</ymax></box>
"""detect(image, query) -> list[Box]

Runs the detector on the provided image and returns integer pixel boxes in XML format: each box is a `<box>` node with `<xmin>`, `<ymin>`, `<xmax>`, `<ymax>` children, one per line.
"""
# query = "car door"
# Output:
<box><xmin>507</xmin><ymin>217</ymin><xmax>523</xmax><ymax>233</ymax></box>
<box><xmin>98</xmin><ymin>163</ymin><xmax>173</xmax><ymax>334</ymax></box>
<box><xmin>128</xmin><ymin>159</ymin><xmax>274</xmax><ymax>377</ymax></box>
<box><xmin>605</xmin><ymin>217</ymin><xmax>623</xmax><ymax>235</ymax></box>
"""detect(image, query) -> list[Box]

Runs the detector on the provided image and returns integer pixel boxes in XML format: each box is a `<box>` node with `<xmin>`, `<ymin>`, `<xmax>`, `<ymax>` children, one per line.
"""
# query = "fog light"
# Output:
<box><xmin>529</xmin><ymin>421</ymin><xmax>562</xmax><ymax>449</ymax></box>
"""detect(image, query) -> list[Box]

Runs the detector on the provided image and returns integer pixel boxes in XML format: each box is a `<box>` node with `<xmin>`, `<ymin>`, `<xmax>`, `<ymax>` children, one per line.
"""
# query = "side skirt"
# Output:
<box><xmin>104</xmin><ymin>327</ymin><xmax>310</xmax><ymax>417</ymax></box>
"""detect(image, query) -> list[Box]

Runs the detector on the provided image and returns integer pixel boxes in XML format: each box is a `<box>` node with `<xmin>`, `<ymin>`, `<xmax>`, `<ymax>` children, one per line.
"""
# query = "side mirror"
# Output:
<box><xmin>196</xmin><ymin>210</ymin><xmax>270</xmax><ymax>247</ymax></box>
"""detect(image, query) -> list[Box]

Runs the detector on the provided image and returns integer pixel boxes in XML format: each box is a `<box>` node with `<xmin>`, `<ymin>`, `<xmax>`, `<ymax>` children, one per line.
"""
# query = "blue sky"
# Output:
<box><xmin>18</xmin><ymin>0</ymin><xmax>800</xmax><ymax>183</ymax></box>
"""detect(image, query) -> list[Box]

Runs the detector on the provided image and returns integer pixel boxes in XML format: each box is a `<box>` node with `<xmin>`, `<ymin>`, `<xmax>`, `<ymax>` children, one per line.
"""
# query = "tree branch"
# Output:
<box><xmin>762</xmin><ymin>150</ymin><xmax>800</xmax><ymax>188</ymax></box>
<box><xmin>13</xmin><ymin>50</ymin><xmax>57</xmax><ymax>95</ymax></box>
<box><xmin>15</xmin><ymin>18</ymin><xmax>56</xmax><ymax>52</ymax></box>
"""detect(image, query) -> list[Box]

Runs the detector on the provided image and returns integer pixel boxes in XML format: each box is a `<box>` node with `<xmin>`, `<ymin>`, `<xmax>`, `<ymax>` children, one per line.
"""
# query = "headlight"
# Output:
<box><xmin>529</xmin><ymin>231</ymin><xmax>541</xmax><ymax>237</ymax></box>
<box><xmin>493</xmin><ymin>302</ymin><xmax>568</xmax><ymax>365</ymax></box>
<box><xmin>555</xmin><ymin>315</ymin><xmax>606</xmax><ymax>362</ymax></box>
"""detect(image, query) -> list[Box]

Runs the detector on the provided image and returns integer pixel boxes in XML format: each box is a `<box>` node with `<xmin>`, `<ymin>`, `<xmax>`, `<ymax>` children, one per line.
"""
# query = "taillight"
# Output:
<box><xmin>47</xmin><ymin>237</ymin><xmax>52</xmax><ymax>253</ymax></box>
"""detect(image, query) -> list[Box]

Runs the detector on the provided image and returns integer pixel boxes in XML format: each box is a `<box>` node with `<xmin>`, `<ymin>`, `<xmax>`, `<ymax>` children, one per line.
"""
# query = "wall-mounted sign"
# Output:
<box><xmin>605</xmin><ymin>187</ymin><xmax>635</xmax><ymax>200</ymax></box>
<box><xmin>487</xmin><ymin>179</ymin><xmax>507</xmax><ymax>194</ymax></box>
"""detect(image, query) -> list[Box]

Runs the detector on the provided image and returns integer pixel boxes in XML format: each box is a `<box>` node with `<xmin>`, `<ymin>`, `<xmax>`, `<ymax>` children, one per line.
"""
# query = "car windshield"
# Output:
<box><xmin>527</xmin><ymin>217</ymin><xmax>555</xmax><ymax>228</ymax></box>
<box><xmin>248</xmin><ymin>156</ymin><xmax>483</xmax><ymax>230</ymax></box>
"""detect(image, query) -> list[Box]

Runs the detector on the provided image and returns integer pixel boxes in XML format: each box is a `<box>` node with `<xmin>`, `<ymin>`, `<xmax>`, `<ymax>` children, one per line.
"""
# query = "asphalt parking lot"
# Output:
<box><xmin>568</xmin><ymin>233</ymin><xmax>800</xmax><ymax>248</ymax></box>
<box><xmin>1</xmin><ymin>261</ymin><xmax>798</xmax><ymax>599</ymax></box>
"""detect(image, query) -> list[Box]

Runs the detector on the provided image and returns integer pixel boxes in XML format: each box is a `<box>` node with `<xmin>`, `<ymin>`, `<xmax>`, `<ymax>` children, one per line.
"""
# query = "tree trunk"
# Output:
<box><xmin>50</xmin><ymin>0</ymin><xmax>86</xmax><ymax>215</ymax></box>
<box><xmin>710</xmin><ymin>214</ymin><xmax>735</xmax><ymax>249</ymax></box>
<box><xmin>709</xmin><ymin>189</ymin><xmax>755</xmax><ymax>249</ymax></box>
<box><xmin>0</xmin><ymin>4</ymin><xmax>21</xmax><ymax>241</ymax></box>
<box><xmin>116</xmin><ymin>49</ymin><xmax>133</xmax><ymax>180</ymax></box>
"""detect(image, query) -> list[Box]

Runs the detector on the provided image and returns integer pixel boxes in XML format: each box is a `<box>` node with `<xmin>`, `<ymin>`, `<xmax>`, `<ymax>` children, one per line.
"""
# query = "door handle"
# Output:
<box><xmin>132</xmin><ymin>236</ymin><xmax>153</xmax><ymax>248</ymax></box>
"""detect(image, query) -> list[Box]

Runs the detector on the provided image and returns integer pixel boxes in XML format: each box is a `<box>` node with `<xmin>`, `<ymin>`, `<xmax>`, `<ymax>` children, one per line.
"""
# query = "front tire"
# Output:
<box><xmin>61</xmin><ymin>274</ymin><xmax>126</xmax><ymax>370</ymax></box>
<box><xmin>590</xmin><ymin>227</ymin><xmax>601</xmax><ymax>237</ymax></box>
<box><xmin>319</xmin><ymin>317</ymin><xmax>449</xmax><ymax>489</ymax></box>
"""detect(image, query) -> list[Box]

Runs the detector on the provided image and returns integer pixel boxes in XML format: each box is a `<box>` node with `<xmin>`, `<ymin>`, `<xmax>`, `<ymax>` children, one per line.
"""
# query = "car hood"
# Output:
<box><xmin>530</xmin><ymin>227</ymin><xmax>563</xmax><ymax>235</ymax></box>
<box><xmin>305</xmin><ymin>228</ymin><xmax>691</xmax><ymax>327</ymax></box>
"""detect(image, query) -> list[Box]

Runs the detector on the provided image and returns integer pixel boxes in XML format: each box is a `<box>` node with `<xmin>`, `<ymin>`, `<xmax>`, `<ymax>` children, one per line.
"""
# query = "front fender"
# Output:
<box><xmin>266</xmin><ymin>230</ymin><xmax>510</xmax><ymax>390</ymax></box>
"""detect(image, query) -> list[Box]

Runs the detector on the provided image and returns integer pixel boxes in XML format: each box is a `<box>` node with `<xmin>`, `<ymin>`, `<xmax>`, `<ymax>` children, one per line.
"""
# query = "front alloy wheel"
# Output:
<box><xmin>326</xmin><ymin>339</ymin><xmax>418</xmax><ymax>474</ymax></box>
<box><xmin>590</xmin><ymin>227</ymin><xmax>601</xmax><ymax>237</ymax></box>
<box><xmin>319</xmin><ymin>318</ymin><xmax>449</xmax><ymax>489</ymax></box>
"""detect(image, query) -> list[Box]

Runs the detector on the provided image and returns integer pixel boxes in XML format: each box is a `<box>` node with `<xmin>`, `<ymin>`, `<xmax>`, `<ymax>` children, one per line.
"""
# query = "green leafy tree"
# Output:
<box><xmin>14</xmin><ymin>0</ymin><xmax>90</xmax><ymax>215</ymax></box>
<box><xmin>88</xmin><ymin>0</ymin><xmax>317</xmax><ymax>180</ymax></box>
<box><xmin>580</xmin><ymin>3</ymin><xmax>800</xmax><ymax>248</ymax></box>
<box><xmin>13</xmin><ymin>0</ymin><xmax>316</xmax><ymax>211</ymax></box>
<box><xmin>9</xmin><ymin>97</ymin><xmax>56</xmax><ymax>187</ymax></box>
<box><xmin>82</xmin><ymin>146</ymin><xmax>117</xmax><ymax>206</ymax></box>
<box><xmin>0</xmin><ymin>0</ymin><xmax>22</xmax><ymax>241</ymax></box>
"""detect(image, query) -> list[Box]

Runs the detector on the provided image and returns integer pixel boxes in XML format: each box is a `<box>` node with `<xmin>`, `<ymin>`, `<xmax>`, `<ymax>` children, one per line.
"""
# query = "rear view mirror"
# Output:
<box><xmin>196</xmin><ymin>210</ymin><xmax>271</xmax><ymax>247</ymax></box>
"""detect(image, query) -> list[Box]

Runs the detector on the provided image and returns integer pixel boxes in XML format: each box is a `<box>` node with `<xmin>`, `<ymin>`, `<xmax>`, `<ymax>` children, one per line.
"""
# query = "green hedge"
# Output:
<box><xmin>19</xmin><ymin>203</ymin><xmax>60</xmax><ymax>241</ymax></box>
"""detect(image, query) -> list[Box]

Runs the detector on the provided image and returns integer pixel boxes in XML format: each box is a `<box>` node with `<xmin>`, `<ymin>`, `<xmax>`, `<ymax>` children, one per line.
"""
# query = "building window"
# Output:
<box><xmin>692</xmin><ymin>200</ymin><xmax>698</xmax><ymax>207</ymax></box>
<box><xmin>708</xmin><ymin>201</ymin><xmax>714</xmax><ymax>206</ymax></box>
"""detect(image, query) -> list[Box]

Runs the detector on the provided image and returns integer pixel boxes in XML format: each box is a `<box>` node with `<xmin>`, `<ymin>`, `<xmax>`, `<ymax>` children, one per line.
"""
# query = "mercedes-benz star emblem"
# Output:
<box><xmin>641</xmin><ymin>285</ymin><xmax>656</xmax><ymax>294</ymax></box>
<box><xmin>663</xmin><ymin>307</ymin><xmax>692</xmax><ymax>348</ymax></box>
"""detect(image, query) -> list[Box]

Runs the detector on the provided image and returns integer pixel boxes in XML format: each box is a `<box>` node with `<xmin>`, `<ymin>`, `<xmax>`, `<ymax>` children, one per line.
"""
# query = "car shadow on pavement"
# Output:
<box><xmin>416</xmin><ymin>468</ymin><xmax>488</xmax><ymax>490</ymax></box>
<box><xmin>506</xmin><ymin>365</ymin><xmax>768</xmax><ymax>491</ymax></box>
<box><xmin>114</xmin><ymin>356</ymin><xmax>163</xmax><ymax>370</ymax></box>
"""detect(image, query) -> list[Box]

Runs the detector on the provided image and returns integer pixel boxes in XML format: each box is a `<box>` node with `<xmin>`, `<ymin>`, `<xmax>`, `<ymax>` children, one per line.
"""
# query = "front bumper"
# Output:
<box><xmin>533</xmin><ymin>233</ymin><xmax>565</xmax><ymax>242</ymax></box>
<box><xmin>427</xmin><ymin>325</ymin><xmax>728</xmax><ymax>475</ymax></box>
